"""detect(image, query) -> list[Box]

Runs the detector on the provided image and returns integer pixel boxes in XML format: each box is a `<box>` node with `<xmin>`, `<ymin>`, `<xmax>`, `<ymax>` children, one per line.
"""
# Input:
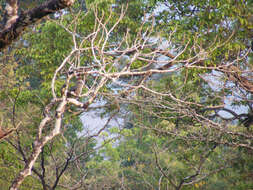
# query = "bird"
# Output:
<box><xmin>61</xmin><ymin>76</ymin><xmax>85</xmax><ymax>97</ymax></box>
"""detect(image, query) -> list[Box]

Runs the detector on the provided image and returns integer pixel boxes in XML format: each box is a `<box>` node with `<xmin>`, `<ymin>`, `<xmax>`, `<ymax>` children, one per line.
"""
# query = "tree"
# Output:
<box><xmin>0</xmin><ymin>0</ymin><xmax>253</xmax><ymax>190</ymax></box>
<box><xmin>0</xmin><ymin>0</ymin><xmax>75</xmax><ymax>50</ymax></box>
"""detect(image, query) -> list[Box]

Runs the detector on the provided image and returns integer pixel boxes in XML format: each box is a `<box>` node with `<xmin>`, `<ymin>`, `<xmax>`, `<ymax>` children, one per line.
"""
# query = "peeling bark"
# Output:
<box><xmin>2</xmin><ymin>0</ymin><xmax>19</xmax><ymax>31</ymax></box>
<box><xmin>0</xmin><ymin>0</ymin><xmax>75</xmax><ymax>50</ymax></box>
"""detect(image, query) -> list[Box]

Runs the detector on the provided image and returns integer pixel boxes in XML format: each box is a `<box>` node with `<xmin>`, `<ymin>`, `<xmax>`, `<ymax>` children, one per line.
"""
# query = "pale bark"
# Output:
<box><xmin>9</xmin><ymin>101</ymin><xmax>67</xmax><ymax>190</ymax></box>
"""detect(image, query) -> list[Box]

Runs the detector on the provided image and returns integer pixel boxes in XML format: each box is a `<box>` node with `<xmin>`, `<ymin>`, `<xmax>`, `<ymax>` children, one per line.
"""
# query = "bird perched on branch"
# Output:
<box><xmin>61</xmin><ymin>76</ymin><xmax>85</xmax><ymax>97</ymax></box>
<box><xmin>61</xmin><ymin>66</ymin><xmax>93</xmax><ymax>97</ymax></box>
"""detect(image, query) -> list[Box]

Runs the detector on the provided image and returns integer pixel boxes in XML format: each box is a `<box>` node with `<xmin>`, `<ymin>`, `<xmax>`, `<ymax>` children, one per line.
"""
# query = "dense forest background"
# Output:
<box><xmin>0</xmin><ymin>0</ymin><xmax>253</xmax><ymax>189</ymax></box>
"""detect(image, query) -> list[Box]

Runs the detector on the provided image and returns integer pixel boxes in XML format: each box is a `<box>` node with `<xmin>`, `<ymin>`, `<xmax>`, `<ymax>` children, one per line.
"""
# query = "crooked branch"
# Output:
<box><xmin>0</xmin><ymin>0</ymin><xmax>75</xmax><ymax>50</ymax></box>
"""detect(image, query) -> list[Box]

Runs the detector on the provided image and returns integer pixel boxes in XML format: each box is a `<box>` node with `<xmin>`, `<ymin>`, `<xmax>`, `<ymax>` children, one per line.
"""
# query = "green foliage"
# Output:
<box><xmin>1</xmin><ymin>0</ymin><xmax>253</xmax><ymax>189</ymax></box>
